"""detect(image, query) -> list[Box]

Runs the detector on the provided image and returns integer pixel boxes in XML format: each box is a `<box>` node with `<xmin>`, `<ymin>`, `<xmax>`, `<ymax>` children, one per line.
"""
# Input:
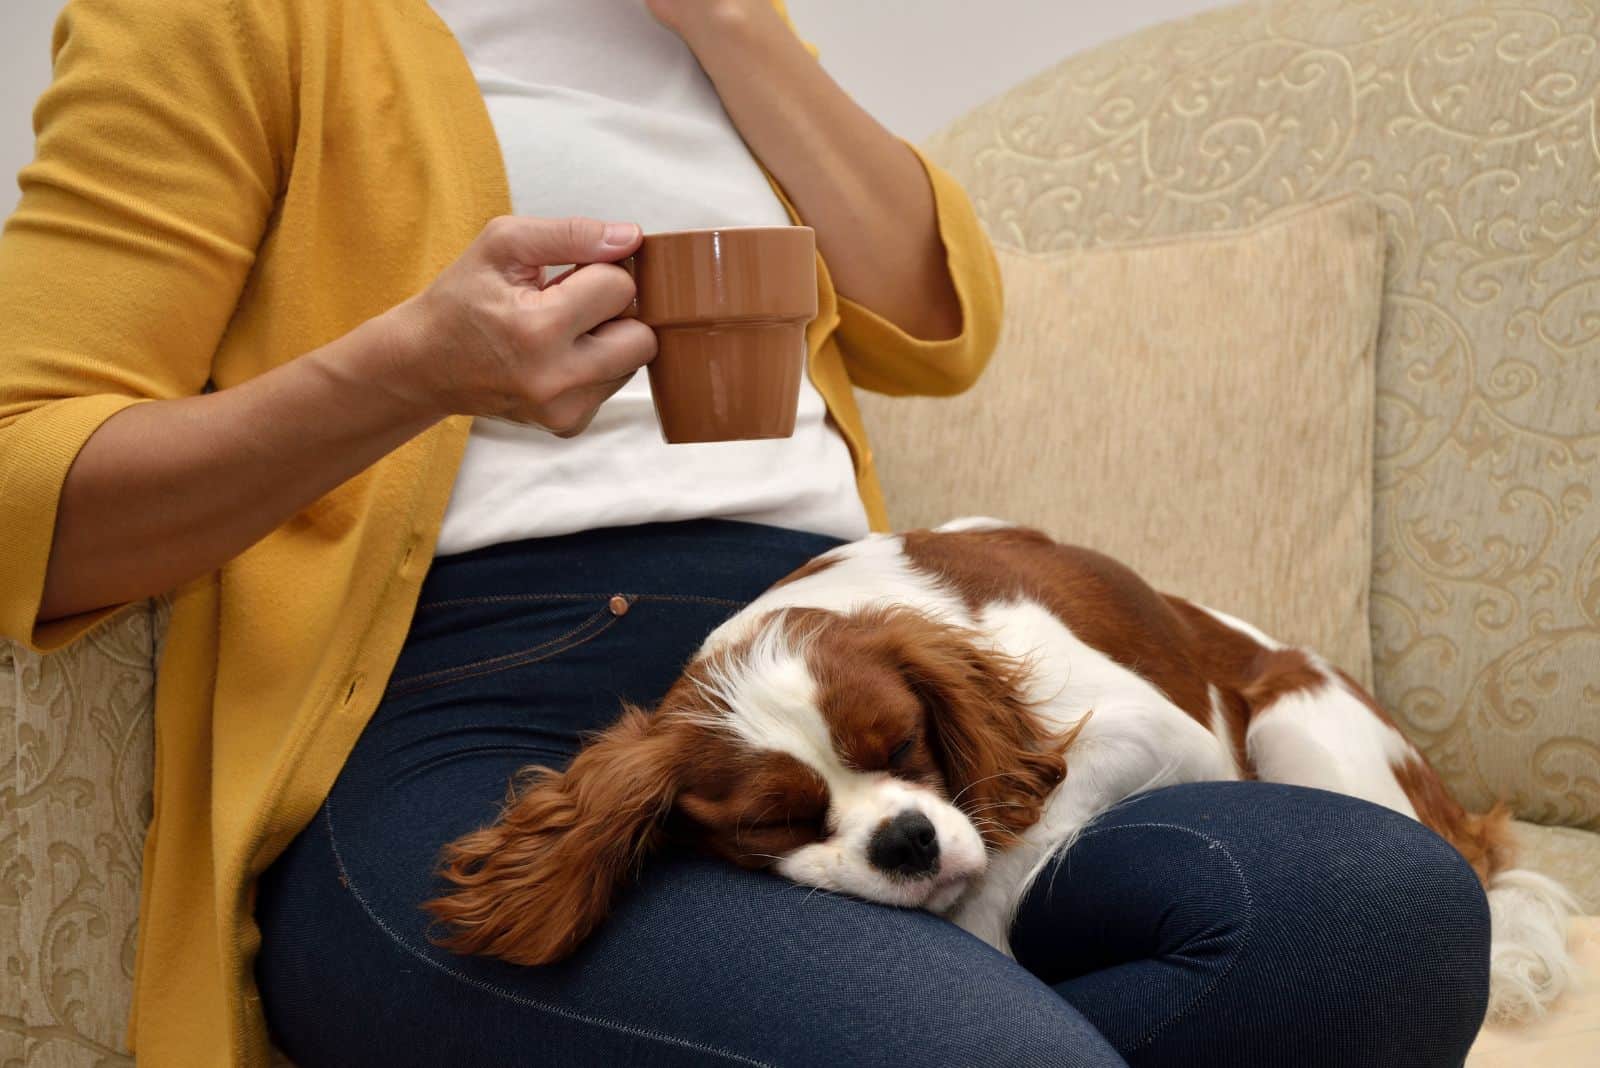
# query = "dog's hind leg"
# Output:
<box><xmin>1169</xmin><ymin>595</ymin><xmax>1578</xmax><ymax>1022</ymax></box>
<box><xmin>1241</xmin><ymin>645</ymin><xmax>1578</xmax><ymax>1024</ymax></box>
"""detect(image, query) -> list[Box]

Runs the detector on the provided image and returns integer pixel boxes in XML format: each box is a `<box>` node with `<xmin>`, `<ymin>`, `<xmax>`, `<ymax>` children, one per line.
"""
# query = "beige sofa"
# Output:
<box><xmin>4</xmin><ymin>0</ymin><xmax>1599</xmax><ymax>1063</ymax></box>
<box><xmin>900</xmin><ymin>0</ymin><xmax>1600</xmax><ymax>895</ymax></box>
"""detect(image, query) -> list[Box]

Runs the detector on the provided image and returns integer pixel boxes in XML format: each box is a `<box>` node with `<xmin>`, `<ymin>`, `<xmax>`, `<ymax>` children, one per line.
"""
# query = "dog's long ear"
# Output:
<box><xmin>871</xmin><ymin>608</ymin><xmax>1077</xmax><ymax>845</ymax></box>
<box><xmin>424</xmin><ymin>707</ymin><xmax>682</xmax><ymax>965</ymax></box>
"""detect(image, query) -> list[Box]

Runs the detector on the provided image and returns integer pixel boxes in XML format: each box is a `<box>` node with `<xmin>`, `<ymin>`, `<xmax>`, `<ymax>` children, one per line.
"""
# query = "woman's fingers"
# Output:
<box><xmin>544</xmin><ymin>371</ymin><xmax>641</xmax><ymax>439</ymax></box>
<box><xmin>395</xmin><ymin>215</ymin><xmax>652</xmax><ymax>425</ymax></box>
<box><xmin>565</xmin><ymin>316</ymin><xmax>657</xmax><ymax>384</ymax></box>
<box><xmin>537</xmin><ymin>262</ymin><xmax>640</xmax><ymax>340</ymax></box>
<box><xmin>482</xmin><ymin>215</ymin><xmax>642</xmax><ymax>274</ymax></box>
<box><xmin>506</xmin><ymin>319</ymin><xmax>656</xmax><ymax>435</ymax></box>
<box><xmin>516</xmin><ymin>368</ymin><xmax>640</xmax><ymax>438</ymax></box>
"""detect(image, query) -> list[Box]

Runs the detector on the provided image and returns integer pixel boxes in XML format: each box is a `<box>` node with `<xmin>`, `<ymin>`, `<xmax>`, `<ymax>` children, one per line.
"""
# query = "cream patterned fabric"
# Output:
<box><xmin>1513</xmin><ymin>821</ymin><xmax>1600</xmax><ymax>913</ymax></box>
<box><xmin>916</xmin><ymin>0</ymin><xmax>1600</xmax><ymax>830</ymax></box>
<box><xmin>862</xmin><ymin>195</ymin><xmax>1384</xmax><ymax>683</ymax></box>
<box><xmin>1</xmin><ymin>600</ymin><xmax>164</xmax><ymax>1066</ymax></box>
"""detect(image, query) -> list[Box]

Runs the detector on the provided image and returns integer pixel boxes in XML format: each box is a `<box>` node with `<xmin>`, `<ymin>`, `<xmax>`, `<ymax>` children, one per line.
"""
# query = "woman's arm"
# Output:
<box><xmin>40</xmin><ymin>317</ymin><xmax>435</xmax><ymax>623</ymax></box>
<box><xmin>649</xmin><ymin>0</ymin><xmax>963</xmax><ymax>341</ymax></box>
<box><xmin>2</xmin><ymin>0</ymin><xmax>656</xmax><ymax>637</ymax></box>
<box><xmin>38</xmin><ymin>217</ymin><xmax>655</xmax><ymax>623</ymax></box>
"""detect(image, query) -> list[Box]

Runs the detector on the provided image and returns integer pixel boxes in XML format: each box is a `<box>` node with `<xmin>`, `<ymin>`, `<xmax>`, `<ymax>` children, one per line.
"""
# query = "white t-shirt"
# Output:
<box><xmin>429</xmin><ymin>0</ymin><xmax>870</xmax><ymax>555</ymax></box>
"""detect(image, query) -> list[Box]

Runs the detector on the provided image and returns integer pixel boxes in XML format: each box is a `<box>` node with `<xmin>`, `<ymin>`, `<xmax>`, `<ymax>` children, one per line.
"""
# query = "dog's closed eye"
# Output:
<box><xmin>738</xmin><ymin>809</ymin><xmax>825</xmax><ymax>832</ymax></box>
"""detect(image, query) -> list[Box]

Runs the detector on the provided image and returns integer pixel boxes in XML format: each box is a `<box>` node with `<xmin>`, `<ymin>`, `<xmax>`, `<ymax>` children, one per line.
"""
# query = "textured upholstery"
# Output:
<box><xmin>914</xmin><ymin>0</ymin><xmax>1600</xmax><ymax>831</ymax></box>
<box><xmin>1513</xmin><ymin>821</ymin><xmax>1600</xmax><ymax>912</ymax></box>
<box><xmin>2</xmin><ymin>601</ymin><xmax>163</xmax><ymax>1067</ymax></box>
<box><xmin>4</xmin><ymin>0</ymin><xmax>1600</xmax><ymax>1060</ymax></box>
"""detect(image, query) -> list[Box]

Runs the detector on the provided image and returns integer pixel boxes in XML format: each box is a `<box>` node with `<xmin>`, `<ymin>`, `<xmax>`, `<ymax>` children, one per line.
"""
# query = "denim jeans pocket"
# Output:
<box><xmin>385</xmin><ymin>594</ymin><xmax>626</xmax><ymax>698</ymax></box>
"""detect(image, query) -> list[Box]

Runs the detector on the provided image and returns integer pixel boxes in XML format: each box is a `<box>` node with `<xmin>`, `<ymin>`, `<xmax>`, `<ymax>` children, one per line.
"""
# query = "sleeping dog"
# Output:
<box><xmin>425</xmin><ymin>519</ymin><xmax>1576</xmax><ymax>1022</ymax></box>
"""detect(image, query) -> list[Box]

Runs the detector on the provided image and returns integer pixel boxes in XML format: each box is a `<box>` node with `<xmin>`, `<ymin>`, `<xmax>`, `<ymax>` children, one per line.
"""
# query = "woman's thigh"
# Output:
<box><xmin>256</xmin><ymin>527</ymin><xmax>1125</xmax><ymax>1067</ymax></box>
<box><xmin>258</xmin><ymin>812</ymin><xmax>1125</xmax><ymax>1067</ymax></box>
<box><xmin>1011</xmin><ymin>781</ymin><xmax>1491</xmax><ymax>1068</ymax></box>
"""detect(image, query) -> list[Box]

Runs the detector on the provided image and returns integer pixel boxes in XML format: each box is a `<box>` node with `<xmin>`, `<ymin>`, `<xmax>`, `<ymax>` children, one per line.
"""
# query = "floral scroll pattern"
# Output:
<box><xmin>2</xmin><ymin>602</ymin><xmax>164</xmax><ymax>1066</ymax></box>
<box><xmin>926</xmin><ymin>0</ymin><xmax>1600</xmax><ymax>828</ymax></box>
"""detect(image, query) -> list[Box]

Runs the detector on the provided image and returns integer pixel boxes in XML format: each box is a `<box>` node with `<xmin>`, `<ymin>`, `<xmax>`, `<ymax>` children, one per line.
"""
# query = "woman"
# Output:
<box><xmin>0</xmin><ymin>0</ymin><xmax>1490</xmax><ymax>1065</ymax></box>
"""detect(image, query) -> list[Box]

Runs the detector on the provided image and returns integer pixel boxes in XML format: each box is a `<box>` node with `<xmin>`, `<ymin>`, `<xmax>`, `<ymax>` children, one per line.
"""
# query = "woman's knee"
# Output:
<box><xmin>1204</xmin><ymin>782</ymin><xmax>1486</xmax><ymax>1061</ymax></box>
<box><xmin>1251</xmin><ymin>783</ymin><xmax>1490</xmax><ymax>1065</ymax></box>
<box><xmin>1031</xmin><ymin>782</ymin><xmax>1489</xmax><ymax>1067</ymax></box>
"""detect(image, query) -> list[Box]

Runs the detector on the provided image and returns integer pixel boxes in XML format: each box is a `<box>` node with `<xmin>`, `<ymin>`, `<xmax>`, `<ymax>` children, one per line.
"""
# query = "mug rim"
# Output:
<box><xmin>638</xmin><ymin>224</ymin><xmax>815</xmax><ymax>241</ymax></box>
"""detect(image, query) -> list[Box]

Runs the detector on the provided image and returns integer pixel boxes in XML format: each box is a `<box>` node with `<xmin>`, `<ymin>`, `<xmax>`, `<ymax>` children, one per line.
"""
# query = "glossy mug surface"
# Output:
<box><xmin>625</xmin><ymin>226</ymin><xmax>817</xmax><ymax>444</ymax></box>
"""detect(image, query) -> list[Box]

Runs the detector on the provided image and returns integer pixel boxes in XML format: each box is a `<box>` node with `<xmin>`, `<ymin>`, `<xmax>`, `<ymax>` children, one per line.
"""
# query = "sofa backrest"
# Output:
<box><xmin>877</xmin><ymin>0</ymin><xmax>1600</xmax><ymax>829</ymax></box>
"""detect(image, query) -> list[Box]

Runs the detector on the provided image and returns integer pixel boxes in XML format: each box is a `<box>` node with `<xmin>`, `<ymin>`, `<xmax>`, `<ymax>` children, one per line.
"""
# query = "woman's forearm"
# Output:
<box><xmin>670</xmin><ymin>4</ymin><xmax>962</xmax><ymax>340</ymax></box>
<box><xmin>36</xmin><ymin>214</ymin><xmax>653</xmax><ymax>625</ymax></box>
<box><xmin>39</xmin><ymin>313</ymin><xmax>440</xmax><ymax>622</ymax></box>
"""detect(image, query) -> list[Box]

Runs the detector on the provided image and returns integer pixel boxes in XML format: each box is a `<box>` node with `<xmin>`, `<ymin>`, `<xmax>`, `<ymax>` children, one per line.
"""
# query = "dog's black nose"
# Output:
<box><xmin>868</xmin><ymin>810</ymin><xmax>941</xmax><ymax>877</ymax></box>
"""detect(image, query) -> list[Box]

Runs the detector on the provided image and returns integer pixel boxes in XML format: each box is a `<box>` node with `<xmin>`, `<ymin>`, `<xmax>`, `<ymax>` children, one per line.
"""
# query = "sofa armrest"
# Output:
<box><xmin>1</xmin><ymin>599</ymin><xmax>166</xmax><ymax>1063</ymax></box>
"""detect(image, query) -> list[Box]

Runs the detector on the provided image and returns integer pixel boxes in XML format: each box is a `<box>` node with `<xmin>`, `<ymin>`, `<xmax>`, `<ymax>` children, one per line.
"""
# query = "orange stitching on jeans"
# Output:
<box><xmin>633</xmin><ymin>594</ymin><xmax>745</xmax><ymax>608</ymax></box>
<box><xmin>416</xmin><ymin>593</ymin><xmax>607</xmax><ymax>612</ymax></box>
<box><xmin>416</xmin><ymin>592</ymin><xmax>746</xmax><ymax>612</ymax></box>
<box><xmin>386</xmin><ymin>608</ymin><xmax>618</xmax><ymax>697</ymax></box>
<box><xmin>390</xmin><ymin>592</ymin><xmax>748</xmax><ymax>697</ymax></box>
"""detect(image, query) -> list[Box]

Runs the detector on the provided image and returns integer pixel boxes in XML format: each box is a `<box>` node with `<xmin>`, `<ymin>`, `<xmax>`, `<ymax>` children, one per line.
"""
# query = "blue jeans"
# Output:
<box><xmin>255</xmin><ymin>521</ymin><xmax>1489</xmax><ymax>1067</ymax></box>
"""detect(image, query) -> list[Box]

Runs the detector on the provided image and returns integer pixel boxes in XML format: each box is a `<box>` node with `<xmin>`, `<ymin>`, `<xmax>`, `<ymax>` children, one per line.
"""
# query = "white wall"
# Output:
<box><xmin>0</xmin><ymin>0</ymin><xmax>1220</xmax><ymax>216</ymax></box>
<box><xmin>1</xmin><ymin>0</ymin><xmax>58</xmax><ymax>217</ymax></box>
<box><xmin>786</xmin><ymin>0</ymin><xmax>1221</xmax><ymax>142</ymax></box>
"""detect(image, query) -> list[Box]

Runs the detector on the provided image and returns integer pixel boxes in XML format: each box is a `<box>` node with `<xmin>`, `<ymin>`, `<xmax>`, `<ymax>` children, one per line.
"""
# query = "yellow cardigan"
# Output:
<box><xmin>0</xmin><ymin>0</ymin><xmax>1000</xmax><ymax>1062</ymax></box>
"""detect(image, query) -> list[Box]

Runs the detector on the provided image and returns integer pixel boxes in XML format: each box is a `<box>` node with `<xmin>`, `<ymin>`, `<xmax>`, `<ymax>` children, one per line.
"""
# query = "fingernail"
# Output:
<box><xmin>603</xmin><ymin>222</ymin><xmax>640</xmax><ymax>247</ymax></box>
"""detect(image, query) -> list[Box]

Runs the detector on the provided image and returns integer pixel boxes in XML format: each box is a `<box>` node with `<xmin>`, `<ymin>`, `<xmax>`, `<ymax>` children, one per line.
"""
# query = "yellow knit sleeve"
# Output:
<box><xmin>833</xmin><ymin>147</ymin><xmax>1004</xmax><ymax>398</ymax></box>
<box><xmin>0</xmin><ymin>0</ymin><xmax>287</xmax><ymax>650</ymax></box>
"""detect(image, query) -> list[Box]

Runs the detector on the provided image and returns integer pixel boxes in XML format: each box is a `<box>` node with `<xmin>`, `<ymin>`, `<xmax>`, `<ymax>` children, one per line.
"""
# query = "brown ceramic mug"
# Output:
<box><xmin>621</xmin><ymin>226</ymin><xmax>817</xmax><ymax>444</ymax></box>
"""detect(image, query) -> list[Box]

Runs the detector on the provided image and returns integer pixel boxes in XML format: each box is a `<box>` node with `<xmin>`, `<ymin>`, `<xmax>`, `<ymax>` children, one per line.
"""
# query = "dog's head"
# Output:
<box><xmin>423</xmin><ymin>605</ymin><xmax>1075</xmax><ymax>965</ymax></box>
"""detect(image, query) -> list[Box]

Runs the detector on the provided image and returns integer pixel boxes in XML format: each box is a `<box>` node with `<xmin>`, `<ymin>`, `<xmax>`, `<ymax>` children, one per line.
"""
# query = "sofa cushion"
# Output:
<box><xmin>915</xmin><ymin>0</ymin><xmax>1600</xmax><ymax>830</ymax></box>
<box><xmin>861</xmin><ymin>194</ymin><xmax>1384</xmax><ymax>683</ymax></box>
<box><xmin>1511</xmin><ymin>821</ymin><xmax>1600</xmax><ymax>914</ymax></box>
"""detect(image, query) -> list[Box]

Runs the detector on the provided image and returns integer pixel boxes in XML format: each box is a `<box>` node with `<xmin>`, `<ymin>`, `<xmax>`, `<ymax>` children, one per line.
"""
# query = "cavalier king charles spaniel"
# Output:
<box><xmin>424</xmin><ymin>519</ymin><xmax>1576</xmax><ymax>1022</ymax></box>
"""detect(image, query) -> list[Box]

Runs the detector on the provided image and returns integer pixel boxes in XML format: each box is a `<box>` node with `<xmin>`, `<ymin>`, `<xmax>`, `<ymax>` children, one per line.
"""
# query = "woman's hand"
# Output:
<box><xmin>384</xmin><ymin>215</ymin><xmax>658</xmax><ymax>437</ymax></box>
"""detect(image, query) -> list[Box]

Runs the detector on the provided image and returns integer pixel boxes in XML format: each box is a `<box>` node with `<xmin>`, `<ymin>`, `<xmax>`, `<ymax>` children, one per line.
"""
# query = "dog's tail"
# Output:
<box><xmin>1484</xmin><ymin>861</ymin><xmax>1581</xmax><ymax>1023</ymax></box>
<box><xmin>1452</xmin><ymin>800</ymin><xmax>1581</xmax><ymax>1022</ymax></box>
